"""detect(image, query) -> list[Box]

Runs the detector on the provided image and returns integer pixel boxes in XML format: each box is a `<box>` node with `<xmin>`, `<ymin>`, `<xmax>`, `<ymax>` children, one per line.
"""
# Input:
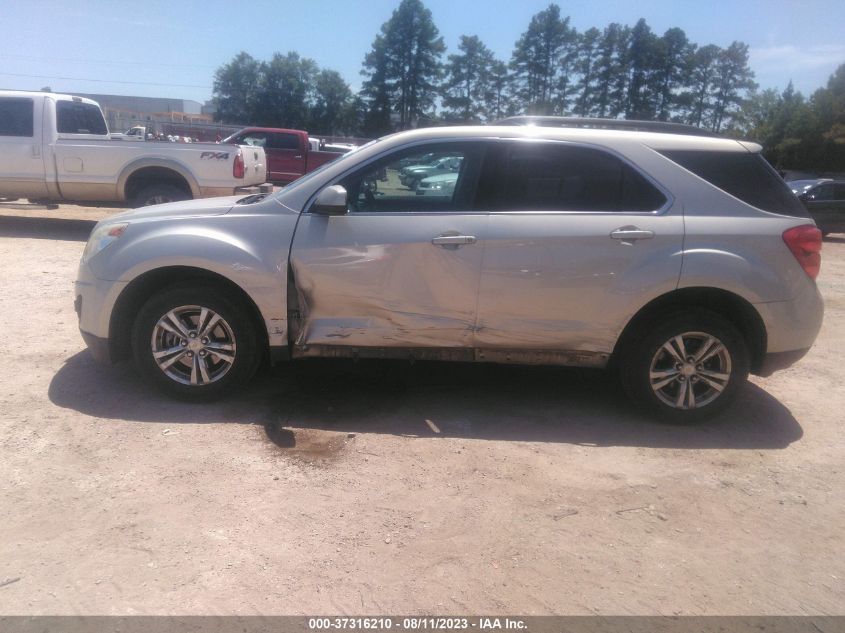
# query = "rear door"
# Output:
<box><xmin>0</xmin><ymin>96</ymin><xmax>47</xmax><ymax>199</ymax></box>
<box><xmin>289</xmin><ymin>140</ymin><xmax>492</xmax><ymax>355</ymax></box>
<box><xmin>474</xmin><ymin>140</ymin><xmax>683</xmax><ymax>361</ymax></box>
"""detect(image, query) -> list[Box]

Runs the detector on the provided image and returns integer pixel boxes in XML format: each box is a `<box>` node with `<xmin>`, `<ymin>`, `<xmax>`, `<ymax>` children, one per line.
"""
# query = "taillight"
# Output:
<box><xmin>233</xmin><ymin>150</ymin><xmax>245</xmax><ymax>179</ymax></box>
<box><xmin>782</xmin><ymin>225</ymin><xmax>822</xmax><ymax>280</ymax></box>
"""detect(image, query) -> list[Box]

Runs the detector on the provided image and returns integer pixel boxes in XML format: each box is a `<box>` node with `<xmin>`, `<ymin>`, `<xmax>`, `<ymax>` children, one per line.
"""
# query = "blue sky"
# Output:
<box><xmin>1</xmin><ymin>0</ymin><xmax>843</xmax><ymax>105</ymax></box>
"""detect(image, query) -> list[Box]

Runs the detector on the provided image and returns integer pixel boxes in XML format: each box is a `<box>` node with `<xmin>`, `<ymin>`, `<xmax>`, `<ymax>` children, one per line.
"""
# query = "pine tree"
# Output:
<box><xmin>361</xmin><ymin>0</ymin><xmax>445</xmax><ymax>130</ymax></box>
<box><xmin>573</xmin><ymin>27</ymin><xmax>601</xmax><ymax>116</ymax></box>
<box><xmin>442</xmin><ymin>35</ymin><xmax>495</xmax><ymax>123</ymax></box>
<box><xmin>510</xmin><ymin>4</ymin><xmax>571</xmax><ymax>114</ymax></box>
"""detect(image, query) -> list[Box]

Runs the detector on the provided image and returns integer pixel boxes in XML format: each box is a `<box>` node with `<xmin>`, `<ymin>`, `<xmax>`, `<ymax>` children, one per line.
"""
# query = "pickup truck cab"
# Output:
<box><xmin>222</xmin><ymin>127</ymin><xmax>343</xmax><ymax>185</ymax></box>
<box><xmin>0</xmin><ymin>91</ymin><xmax>267</xmax><ymax>207</ymax></box>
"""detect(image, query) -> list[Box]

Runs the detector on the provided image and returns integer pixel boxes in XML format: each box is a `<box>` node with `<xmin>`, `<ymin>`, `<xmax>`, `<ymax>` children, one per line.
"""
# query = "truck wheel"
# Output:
<box><xmin>618</xmin><ymin>310</ymin><xmax>750</xmax><ymax>423</ymax></box>
<box><xmin>131</xmin><ymin>283</ymin><xmax>261</xmax><ymax>400</ymax></box>
<box><xmin>131</xmin><ymin>184</ymin><xmax>190</xmax><ymax>208</ymax></box>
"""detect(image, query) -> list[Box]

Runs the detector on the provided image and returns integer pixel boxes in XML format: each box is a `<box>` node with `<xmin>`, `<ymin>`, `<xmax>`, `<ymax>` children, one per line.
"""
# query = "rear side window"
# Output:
<box><xmin>0</xmin><ymin>98</ymin><xmax>34</xmax><ymax>137</ymax></box>
<box><xmin>56</xmin><ymin>101</ymin><xmax>108</xmax><ymax>135</ymax></box>
<box><xmin>270</xmin><ymin>133</ymin><xmax>301</xmax><ymax>150</ymax></box>
<box><xmin>659</xmin><ymin>149</ymin><xmax>808</xmax><ymax>217</ymax></box>
<box><xmin>499</xmin><ymin>143</ymin><xmax>667</xmax><ymax>212</ymax></box>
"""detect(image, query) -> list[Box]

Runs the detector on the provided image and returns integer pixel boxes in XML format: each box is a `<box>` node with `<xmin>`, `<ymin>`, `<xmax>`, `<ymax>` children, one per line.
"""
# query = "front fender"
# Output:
<box><xmin>89</xmin><ymin>212</ymin><xmax>297</xmax><ymax>347</ymax></box>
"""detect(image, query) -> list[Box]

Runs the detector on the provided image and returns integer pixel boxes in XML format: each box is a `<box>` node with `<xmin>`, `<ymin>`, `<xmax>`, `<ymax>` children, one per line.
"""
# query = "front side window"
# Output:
<box><xmin>499</xmin><ymin>142</ymin><xmax>666</xmax><ymax>212</ymax></box>
<box><xmin>0</xmin><ymin>98</ymin><xmax>34</xmax><ymax>137</ymax></box>
<box><xmin>339</xmin><ymin>142</ymin><xmax>487</xmax><ymax>213</ymax></box>
<box><xmin>809</xmin><ymin>184</ymin><xmax>835</xmax><ymax>201</ymax></box>
<box><xmin>56</xmin><ymin>101</ymin><xmax>108</xmax><ymax>135</ymax></box>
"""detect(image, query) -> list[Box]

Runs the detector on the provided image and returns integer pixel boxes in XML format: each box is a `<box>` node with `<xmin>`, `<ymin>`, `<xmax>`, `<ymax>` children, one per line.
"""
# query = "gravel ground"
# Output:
<box><xmin>0</xmin><ymin>202</ymin><xmax>842</xmax><ymax>615</ymax></box>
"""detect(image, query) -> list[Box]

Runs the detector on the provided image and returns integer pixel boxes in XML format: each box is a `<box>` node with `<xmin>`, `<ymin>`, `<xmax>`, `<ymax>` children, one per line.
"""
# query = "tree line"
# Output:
<box><xmin>212</xmin><ymin>0</ymin><xmax>845</xmax><ymax>172</ymax></box>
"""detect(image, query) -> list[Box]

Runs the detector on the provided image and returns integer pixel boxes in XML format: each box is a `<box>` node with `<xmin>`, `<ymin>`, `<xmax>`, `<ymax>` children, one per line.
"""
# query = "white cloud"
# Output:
<box><xmin>750</xmin><ymin>44</ymin><xmax>845</xmax><ymax>72</ymax></box>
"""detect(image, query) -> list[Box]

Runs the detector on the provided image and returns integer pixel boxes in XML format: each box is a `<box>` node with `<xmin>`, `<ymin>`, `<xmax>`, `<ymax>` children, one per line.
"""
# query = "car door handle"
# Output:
<box><xmin>610</xmin><ymin>227</ymin><xmax>655</xmax><ymax>241</ymax></box>
<box><xmin>432</xmin><ymin>235</ymin><xmax>477</xmax><ymax>246</ymax></box>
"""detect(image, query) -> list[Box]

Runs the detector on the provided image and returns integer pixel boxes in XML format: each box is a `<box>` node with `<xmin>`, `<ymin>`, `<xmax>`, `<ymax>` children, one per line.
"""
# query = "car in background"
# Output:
<box><xmin>222</xmin><ymin>127</ymin><xmax>346</xmax><ymax>184</ymax></box>
<box><xmin>787</xmin><ymin>178</ymin><xmax>845</xmax><ymax>235</ymax></box>
<box><xmin>399</xmin><ymin>155</ymin><xmax>463</xmax><ymax>190</ymax></box>
<box><xmin>416</xmin><ymin>172</ymin><xmax>459</xmax><ymax>197</ymax></box>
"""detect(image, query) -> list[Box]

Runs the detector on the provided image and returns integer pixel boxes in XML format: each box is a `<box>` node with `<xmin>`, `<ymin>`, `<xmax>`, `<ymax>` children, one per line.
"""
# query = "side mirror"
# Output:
<box><xmin>798</xmin><ymin>192</ymin><xmax>809</xmax><ymax>202</ymax></box>
<box><xmin>312</xmin><ymin>185</ymin><xmax>348</xmax><ymax>215</ymax></box>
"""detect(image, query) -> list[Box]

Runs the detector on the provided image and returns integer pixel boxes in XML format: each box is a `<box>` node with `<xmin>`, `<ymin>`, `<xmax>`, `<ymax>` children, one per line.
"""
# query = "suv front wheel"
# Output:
<box><xmin>619</xmin><ymin>311</ymin><xmax>750</xmax><ymax>423</ymax></box>
<box><xmin>131</xmin><ymin>283</ymin><xmax>260</xmax><ymax>400</ymax></box>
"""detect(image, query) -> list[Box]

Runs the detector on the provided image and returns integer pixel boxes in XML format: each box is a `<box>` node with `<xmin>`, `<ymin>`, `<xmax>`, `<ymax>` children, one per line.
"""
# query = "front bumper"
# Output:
<box><xmin>75</xmin><ymin>260</ymin><xmax>128</xmax><ymax>364</ymax></box>
<box><xmin>79</xmin><ymin>329</ymin><xmax>112</xmax><ymax>364</ymax></box>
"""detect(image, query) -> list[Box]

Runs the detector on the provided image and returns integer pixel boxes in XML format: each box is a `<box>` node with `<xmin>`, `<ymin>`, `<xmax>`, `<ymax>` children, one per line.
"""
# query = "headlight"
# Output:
<box><xmin>82</xmin><ymin>223</ymin><xmax>128</xmax><ymax>262</ymax></box>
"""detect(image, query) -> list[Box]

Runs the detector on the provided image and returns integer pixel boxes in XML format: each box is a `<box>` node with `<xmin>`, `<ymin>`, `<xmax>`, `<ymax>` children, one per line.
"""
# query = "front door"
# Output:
<box><xmin>474</xmin><ymin>140</ymin><xmax>683</xmax><ymax>363</ymax></box>
<box><xmin>289</xmin><ymin>141</ymin><xmax>492</xmax><ymax>357</ymax></box>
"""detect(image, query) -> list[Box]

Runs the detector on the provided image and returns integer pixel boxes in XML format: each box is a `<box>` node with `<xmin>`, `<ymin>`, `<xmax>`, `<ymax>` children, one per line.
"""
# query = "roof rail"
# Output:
<box><xmin>493</xmin><ymin>116</ymin><xmax>720</xmax><ymax>138</ymax></box>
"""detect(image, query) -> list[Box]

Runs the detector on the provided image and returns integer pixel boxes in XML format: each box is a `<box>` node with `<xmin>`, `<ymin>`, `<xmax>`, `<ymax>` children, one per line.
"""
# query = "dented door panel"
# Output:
<box><xmin>289</xmin><ymin>212</ymin><xmax>487</xmax><ymax>351</ymax></box>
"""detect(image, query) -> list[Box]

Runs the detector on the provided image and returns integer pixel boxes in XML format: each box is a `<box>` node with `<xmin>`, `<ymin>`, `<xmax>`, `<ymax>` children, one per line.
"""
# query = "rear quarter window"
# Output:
<box><xmin>0</xmin><ymin>98</ymin><xmax>34</xmax><ymax>137</ymax></box>
<box><xmin>659</xmin><ymin>149</ymin><xmax>808</xmax><ymax>217</ymax></box>
<box><xmin>56</xmin><ymin>101</ymin><xmax>108</xmax><ymax>135</ymax></box>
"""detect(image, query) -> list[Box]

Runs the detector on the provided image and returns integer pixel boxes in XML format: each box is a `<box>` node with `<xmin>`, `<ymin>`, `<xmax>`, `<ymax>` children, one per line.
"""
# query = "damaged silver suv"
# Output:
<box><xmin>75</xmin><ymin>117</ymin><xmax>823</xmax><ymax>421</ymax></box>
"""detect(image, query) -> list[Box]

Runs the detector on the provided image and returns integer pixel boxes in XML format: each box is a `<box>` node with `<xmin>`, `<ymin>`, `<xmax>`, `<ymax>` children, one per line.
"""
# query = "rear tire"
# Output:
<box><xmin>131</xmin><ymin>283</ymin><xmax>261</xmax><ymax>400</ymax></box>
<box><xmin>131</xmin><ymin>183</ymin><xmax>190</xmax><ymax>208</ymax></box>
<box><xmin>618</xmin><ymin>310</ymin><xmax>750</xmax><ymax>423</ymax></box>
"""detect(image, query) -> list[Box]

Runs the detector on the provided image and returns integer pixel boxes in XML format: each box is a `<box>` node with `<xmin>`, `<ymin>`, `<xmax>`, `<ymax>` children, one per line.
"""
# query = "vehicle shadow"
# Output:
<box><xmin>49</xmin><ymin>351</ymin><xmax>803</xmax><ymax>450</ymax></box>
<box><xmin>0</xmin><ymin>214</ymin><xmax>96</xmax><ymax>242</ymax></box>
<box><xmin>823</xmin><ymin>235</ymin><xmax>845</xmax><ymax>244</ymax></box>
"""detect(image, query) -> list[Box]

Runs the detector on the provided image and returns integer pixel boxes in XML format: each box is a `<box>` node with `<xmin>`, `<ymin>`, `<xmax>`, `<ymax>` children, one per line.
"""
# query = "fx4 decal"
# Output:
<box><xmin>200</xmin><ymin>151</ymin><xmax>230</xmax><ymax>160</ymax></box>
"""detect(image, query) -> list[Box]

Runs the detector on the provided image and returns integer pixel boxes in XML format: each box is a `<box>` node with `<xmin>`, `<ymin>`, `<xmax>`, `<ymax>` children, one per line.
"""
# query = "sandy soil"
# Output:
<box><xmin>0</xmin><ymin>202</ymin><xmax>842</xmax><ymax>615</ymax></box>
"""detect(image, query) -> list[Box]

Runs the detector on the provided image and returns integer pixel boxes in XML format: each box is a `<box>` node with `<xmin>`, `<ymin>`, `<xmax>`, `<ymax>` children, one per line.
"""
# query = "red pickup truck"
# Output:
<box><xmin>222</xmin><ymin>127</ymin><xmax>348</xmax><ymax>185</ymax></box>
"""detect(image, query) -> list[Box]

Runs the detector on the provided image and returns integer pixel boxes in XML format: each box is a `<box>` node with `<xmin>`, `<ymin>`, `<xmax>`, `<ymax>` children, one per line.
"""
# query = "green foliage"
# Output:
<box><xmin>210</xmin><ymin>0</ymin><xmax>842</xmax><ymax>171</ymax></box>
<box><xmin>737</xmin><ymin>66</ymin><xmax>845</xmax><ymax>171</ymax></box>
<box><xmin>441</xmin><ymin>35</ymin><xmax>502</xmax><ymax>123</ymax></box>
<box><xmin>212</xmin><ymin>51</ymin><xmax>354</xmax><ymax>135</ymax></box>
<box><xmin>361</xmin><ymin>0</ymin><xmax>445</xmax><ymax>131</ymax></box>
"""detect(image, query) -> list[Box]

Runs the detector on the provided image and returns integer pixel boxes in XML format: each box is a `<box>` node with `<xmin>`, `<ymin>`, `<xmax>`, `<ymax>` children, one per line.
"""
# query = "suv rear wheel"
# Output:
<box><xmin>619</xmin><ymin>311</ymin><xmax>750</xmax><ymax>423</ymax></box>
<box><xmin>131</xmin><ymin>283</ymin><xmax>260</xmax><ymax>400</ymax></box>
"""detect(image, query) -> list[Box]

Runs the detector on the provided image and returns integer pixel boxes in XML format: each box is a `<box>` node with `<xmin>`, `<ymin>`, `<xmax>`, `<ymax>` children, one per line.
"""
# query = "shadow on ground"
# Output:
<box><xmin>49</xmin><ymin>351</ymin><xmax>802</xmax><ymax>450</ymax></box>
<box><xmin>0</xmin><ymin>214</ymin><xmax>96</xmax><ymax>241</ymax></box>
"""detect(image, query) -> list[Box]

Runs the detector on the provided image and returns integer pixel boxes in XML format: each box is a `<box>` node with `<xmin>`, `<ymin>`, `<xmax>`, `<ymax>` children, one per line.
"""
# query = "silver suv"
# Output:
<box><xmin>75</xmin><ymin>119</ymin><xmax>824</xmax><ymax>421</ymax></box>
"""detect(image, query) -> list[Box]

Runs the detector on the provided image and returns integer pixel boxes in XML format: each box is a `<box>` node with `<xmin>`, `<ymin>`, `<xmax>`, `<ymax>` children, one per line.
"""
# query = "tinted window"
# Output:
<box><xmin>270</xmin><ymin>133</ymin><xmax>301</xmax><ymax>150</ymax></box>
<box><xmin>56</xmin><ymin>101</ymin><xmax>108</xmax><ymax>135</ymax></box>
<box><xmin>834</xmin><ymin>185</ymin><xmax>845</xmax><ymax>201</ymax></box>
<box><xmin>500</xmin><ymin>143</ymin><xmax>666</xmax><ymax>212</ymax></box>
<box><xmin>339</xmin><ymin>143</ymin><xmax>486</xmax><ymax>213</ymax></box>
<box><xmin>0</xmin><ymin>98</ymin><xmax>34</xmax><ymax>137</ymax></box>
<box><xmin>659</xmin><ymin>149</ymin><xmax>808</xmax><ymax>217</ymax></box>
<box><xmin>810</xmin><ymin>184</ymin><xmax>834</xmax><ymax>201</ymax></box>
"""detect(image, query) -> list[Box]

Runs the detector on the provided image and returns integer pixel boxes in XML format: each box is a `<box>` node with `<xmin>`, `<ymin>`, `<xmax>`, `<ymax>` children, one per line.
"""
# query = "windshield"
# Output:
<box><xmin>786</xmin><ymin>179</ymin><xmax>823</xmax><ymax>193</ymax></box>
<box><xmin>269</xmin><ymin>137</ymin><xmax>382</xmax><ymax>198</ymax></box>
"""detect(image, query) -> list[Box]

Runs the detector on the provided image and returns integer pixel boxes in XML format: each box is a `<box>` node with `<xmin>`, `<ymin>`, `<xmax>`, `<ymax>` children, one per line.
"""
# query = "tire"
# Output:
<box><xmin>131</xmin><ymin>283</ymin><xmax>261</xmax><ymax>400</ymax></box>
<box><xmin>131</xmin><ymin>183</ymin><xmax>190</xmax><ymax>208</ymax></box>
<box><xmin>617</xmin><ymin>310</ymin><xmax>750</xmax><ymax>423</ymax></box>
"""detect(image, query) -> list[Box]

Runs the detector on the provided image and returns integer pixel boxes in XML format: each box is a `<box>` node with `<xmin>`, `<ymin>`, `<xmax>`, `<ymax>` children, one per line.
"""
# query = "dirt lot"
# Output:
<box><xmin>0</xmin><ymin>202</ymin><xmax>843</xmax><ymax>615</ymax></box>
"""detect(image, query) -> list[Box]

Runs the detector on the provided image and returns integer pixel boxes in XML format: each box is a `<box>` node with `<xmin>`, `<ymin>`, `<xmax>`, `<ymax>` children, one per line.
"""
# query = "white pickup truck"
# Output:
<box><xmin>0</xmin><ymin>91</ymin><xmax>267</xmax><ymax>207</ymax></box>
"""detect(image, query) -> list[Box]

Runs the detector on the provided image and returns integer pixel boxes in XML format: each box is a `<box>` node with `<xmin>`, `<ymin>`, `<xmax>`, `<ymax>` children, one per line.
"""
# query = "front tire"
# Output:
<box><xmin>131</xmin><ymin>283</ymin><xmax>261</xmax><ymax>400</ymax></box>
<box><xmin>618</xmin><ymin>311</ymin><xmax>750</xmax><ymax>423</ymax></box>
